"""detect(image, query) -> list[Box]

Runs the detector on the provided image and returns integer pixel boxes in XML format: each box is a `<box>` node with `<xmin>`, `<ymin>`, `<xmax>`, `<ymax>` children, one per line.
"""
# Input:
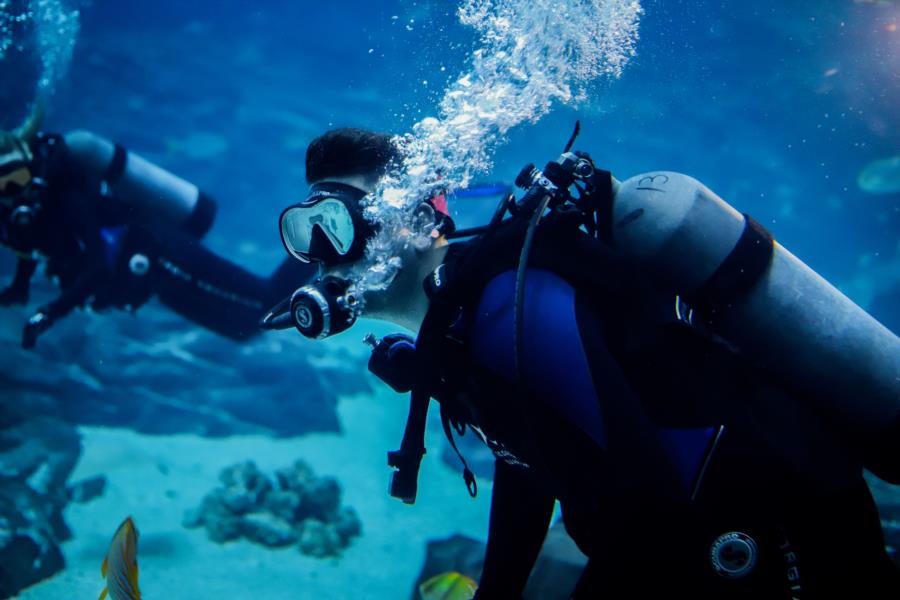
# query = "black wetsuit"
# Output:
<box><xmin>414</xmin><ymin>226</ymin><xmax>900</xmax><ymax>599</ymax></box>
<box><xmin>0</xmin><ymin>133</ymin><xmax>313</xmax><ymax>344</ymax></box>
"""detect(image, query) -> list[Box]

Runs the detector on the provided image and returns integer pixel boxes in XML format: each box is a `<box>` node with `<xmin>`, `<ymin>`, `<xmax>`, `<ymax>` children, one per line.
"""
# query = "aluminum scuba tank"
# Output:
<box><xmin>611</xmin><ymin>172</ymin><xmax>900</xmax><ymax>481</ymax></box>
<box><xmin>62</xmin><ymin>130</ymin><xmax>216</xmax><ymax>238</ymax></box>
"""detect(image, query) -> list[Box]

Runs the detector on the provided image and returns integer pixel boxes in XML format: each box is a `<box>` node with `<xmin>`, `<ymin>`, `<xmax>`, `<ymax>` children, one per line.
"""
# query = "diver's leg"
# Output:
<box><xmin>781</xmin><ymin>477</ymin><xmax>900</xmax><ymax>598</ymax></box>
<box><xmin>131</xmin><ymin>226</ymin><xmax>270</xmax><ymax>341</ymax></box>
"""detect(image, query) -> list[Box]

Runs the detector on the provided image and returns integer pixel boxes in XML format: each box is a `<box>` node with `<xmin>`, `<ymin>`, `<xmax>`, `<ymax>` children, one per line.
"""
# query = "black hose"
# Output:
<box><xmin>448</xmin><ymin>224</ymin><xmax>491</xmax><ymax>239</ymax></box>
<box><xmin>514</xmin><ymin>193</ymin><xmax>552</xmax><ymax>382</ymax></box>
<box><xmin>563</xmin><ymin>120</ymin><xmax>581</xmax><ymax>153</ymax></box>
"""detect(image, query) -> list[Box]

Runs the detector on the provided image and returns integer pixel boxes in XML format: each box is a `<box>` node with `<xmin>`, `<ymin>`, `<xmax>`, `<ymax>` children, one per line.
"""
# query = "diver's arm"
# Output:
<box><xmin>22</xmin><ymin>188</ymin><xmax>109</xmax><ymax>348</ymax></box>
<box><xmin>474</xmin><ymin>460</ymin><xmax>555</xmax><ymax>600</ymax></box>
<box><xmin>0</xmin><ymin>257</ymin><xmax>36</xmax><ymax>305</ymax></box>
<box><xmin>49</xmin><ymin>186</ymin><xmax>111</xmax><ymax>316</ymax></box>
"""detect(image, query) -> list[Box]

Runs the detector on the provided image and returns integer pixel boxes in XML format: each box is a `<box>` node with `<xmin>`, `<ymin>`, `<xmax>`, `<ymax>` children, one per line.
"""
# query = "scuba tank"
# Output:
<box><xmin>610</xmin><ymin>172</ymin><xmax>900</xmax><ymax>481</ymax></box>
<box><xmin>443</xmin><ymin>122</ymin><xmax>899</xmax><ymax>484</ymax></box>
<box><xmin>62</xmin><ymin>130</ymin><xmax>216</xmax><ymax>238</ymax></box>
<box><xmin>355</xmin><ymin>122</ymin><xmax>900</xmax><ymax>499</ymax></box>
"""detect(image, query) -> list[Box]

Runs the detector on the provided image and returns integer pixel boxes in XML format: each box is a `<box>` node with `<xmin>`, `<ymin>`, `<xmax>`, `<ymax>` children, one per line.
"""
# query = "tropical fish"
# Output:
<box><xmin>419</xmin><ymin>571</ymin><xmax>478</xmax><ymax>600</ymax></box>
<box><xmin>99</xmin><ymin>516</ymin><xmax>142</xmax><ymax>600</ymax></box>
<box><xmin>858</xmin><ymin>156</ymin><xmax>900</xmax><ymax>195</ymax></box>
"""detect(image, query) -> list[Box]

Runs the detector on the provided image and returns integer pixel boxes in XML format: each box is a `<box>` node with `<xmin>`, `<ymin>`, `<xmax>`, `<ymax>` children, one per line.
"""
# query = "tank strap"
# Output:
<box><xmin>181</xmin><ymin>190</ymin><xmax>217</xmax><ymax>239</ymax></box>
<box><xmin>592</xmin><ymin>168</ymin><xmax>615</xmax><ymax>243</ymax></box>
<box><xmin>690</xmin><ymin>214</ymin><xmax>774</xmax><ymax>324</ymax></box>
<box><xmin>439</xmin><ymin>404</ymin><xmax>478</xmax><ymax>498</ymax></box>
<box><xmin>102</xmin><ymin>143</ymin><xmax>128</xmax><ymax>185</ymax></box>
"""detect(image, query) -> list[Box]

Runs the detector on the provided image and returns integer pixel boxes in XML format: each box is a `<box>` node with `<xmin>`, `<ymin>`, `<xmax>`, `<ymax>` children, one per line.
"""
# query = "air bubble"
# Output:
<box><xmin>349</xmin><ymin>0</ymin><xmax>643</xmax><ymax>304</ymax></box>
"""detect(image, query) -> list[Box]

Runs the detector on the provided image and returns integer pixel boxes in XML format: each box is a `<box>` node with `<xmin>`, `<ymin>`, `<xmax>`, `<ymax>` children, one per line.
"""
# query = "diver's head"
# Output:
<box><xmin>276</xmin><ymin>128</ymin><xmax>452</xmax><ymax>338</ymax></box>
<box><xmin>280</xmin><ymin>128</ymin><xmax>399</xmax><ymax>266</ymax></box>
<box><xmin>0</xmin><ymin>132</ymin><xmax>34</xmax><ymax>204</ymax></box>
<box><xmin>283</xmin><ymin>127</ymin><xmax>452</xmax><ymax>273</ymax></box>
<box><xmin>0</xmin><ymin>102</ymin><xmax>43</xmax><ymax>206</ymax></box>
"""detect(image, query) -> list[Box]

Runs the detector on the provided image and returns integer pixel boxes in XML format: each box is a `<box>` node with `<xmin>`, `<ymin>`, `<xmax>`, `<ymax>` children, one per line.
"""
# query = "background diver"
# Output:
<box><xmin>0</xmin><ymin>103</ymin><xmax>315</xmax><ymax>348</ymax></box>
<box><xmin>264</xmin><ymin>127</ymin><xmax>900</xmax><ymax>598</ymax></box>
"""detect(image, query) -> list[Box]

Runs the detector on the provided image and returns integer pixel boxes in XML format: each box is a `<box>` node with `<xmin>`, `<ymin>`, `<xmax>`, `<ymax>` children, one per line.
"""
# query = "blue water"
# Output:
<box><xmin>1</xmin><ymin>0</ymin><xmax>899</xmax><ymax>598</ymax></box>
<box><xmin>5</xmin><ymin>1</ymin><xmax>899</xmax><ymax>296</ymax></box>
<box><xmin>49</xmin><ymin>4</ymin><xmax>900</xmax><ymax>300</ymax></box>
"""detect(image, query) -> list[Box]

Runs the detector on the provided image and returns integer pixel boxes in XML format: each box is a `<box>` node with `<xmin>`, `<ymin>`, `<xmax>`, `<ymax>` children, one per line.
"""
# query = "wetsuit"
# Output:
<box><xmin>0</xmin><ymin>132</ymin><xmax>313</xmax><ymax>345</ymax></box>
<box><xmin>415</xmin><ymin>226</ymin><xmax>900</xmax><ymax>599</ymax></box>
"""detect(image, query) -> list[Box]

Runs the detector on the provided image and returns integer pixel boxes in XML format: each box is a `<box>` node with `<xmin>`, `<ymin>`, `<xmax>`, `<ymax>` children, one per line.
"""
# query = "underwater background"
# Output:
<box><xmin>0</xmin><ymin>0</ymin><xmax>898</xmax><ymax>598</ymax></box>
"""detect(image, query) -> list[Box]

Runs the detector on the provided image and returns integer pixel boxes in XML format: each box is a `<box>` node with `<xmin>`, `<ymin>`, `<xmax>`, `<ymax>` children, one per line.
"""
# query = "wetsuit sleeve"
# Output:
<box><xmin>42</xmin><ymin>187</ymin><xmax>110</xmax><ymax>319</ymax></box>
<box><xmin>126</xmin><ymin>224</ymin><xmax>278</xmax><ymax>341</ymax></box>
<box><xmin>474</xmin><ymin>460</ymin><xmax>555</xmax><ymax>600</ymax></box>
<box><xmin>6</xmin><ymin>257</ymin><xmax>36</xmax><ymax>295</ymax></box>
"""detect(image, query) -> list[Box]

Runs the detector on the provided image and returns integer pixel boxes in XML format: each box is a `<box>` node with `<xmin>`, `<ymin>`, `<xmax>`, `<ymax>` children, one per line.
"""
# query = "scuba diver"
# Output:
<box><xmin>264</xmin><ymin>127</ymin><xmax>900</xmax><ymax>598</ymax></box>
<box><xmin>0</xmin><ymin>103</ymin><xmax>314</xmax><ymax>348</ymax></box>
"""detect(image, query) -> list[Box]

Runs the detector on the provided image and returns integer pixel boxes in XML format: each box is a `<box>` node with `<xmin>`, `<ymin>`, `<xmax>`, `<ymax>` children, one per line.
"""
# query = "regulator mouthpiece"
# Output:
<box><xmin>290</xmin><ymin>276</ymin><xmax>359</xmax><ymax>339</ymax></box>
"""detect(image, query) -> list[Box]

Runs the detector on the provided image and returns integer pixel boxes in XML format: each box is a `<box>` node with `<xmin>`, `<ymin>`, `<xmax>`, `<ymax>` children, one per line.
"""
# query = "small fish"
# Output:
<box><xmin>99</xmin><ymin>516</ymin><xmax>142</xmax><ymax>600</ymax></box>
<box><xmin>858</xmin><ymin>156</ymin><xmax>900</xmax><ymax>195</ymax></box>
<box><xmin>419</xmin><ymin>571</ymin><xmax>478</xmax><ymax>600</ymax></box>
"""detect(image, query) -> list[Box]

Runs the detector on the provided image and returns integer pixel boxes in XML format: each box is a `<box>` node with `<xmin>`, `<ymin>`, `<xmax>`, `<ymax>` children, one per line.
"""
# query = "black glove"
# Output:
<box><xmin>367</xmin><ymin>333</ymin><xmax>418</xmax><ymax>393</ymax></box>
<box><xmin>0</xmin><ymin>285</ymin><xmax>28</xmax><ymax>306</ymax></box>
<box><xmin>22</xmin><ymin>310</ymin><xmax>53</xmax><ymax>349</ymax></box>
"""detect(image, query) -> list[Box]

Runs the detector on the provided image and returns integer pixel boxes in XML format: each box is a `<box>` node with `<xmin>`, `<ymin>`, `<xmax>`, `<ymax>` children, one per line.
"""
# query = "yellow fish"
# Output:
<box><xmin>99</xmin><ymin>516</ymin><xmax>142</xmax><ymax>600</ymax></box>
<box><xmin>419</xmin><ymin>571</ymin><xmax>478</xmax><ymax>600</ymax></box>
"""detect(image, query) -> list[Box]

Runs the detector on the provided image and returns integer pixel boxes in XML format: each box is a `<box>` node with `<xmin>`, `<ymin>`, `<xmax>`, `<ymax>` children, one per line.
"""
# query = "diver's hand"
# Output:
<box><xmin>0</xmin><ymin>285</ymin><xmax>28</xmax><ymax>306</ymax></box>
<box><xmin>22</xmin><ymin>310</ymin><xmax>53</xmax><ymax>349</ymax></box>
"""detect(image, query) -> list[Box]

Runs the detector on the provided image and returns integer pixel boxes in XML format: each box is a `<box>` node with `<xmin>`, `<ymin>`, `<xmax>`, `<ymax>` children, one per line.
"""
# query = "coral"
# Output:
<box><xmin>185</xmin><ymin>459</ymin><xmax>361</xmax><ymax>557</ymax></box>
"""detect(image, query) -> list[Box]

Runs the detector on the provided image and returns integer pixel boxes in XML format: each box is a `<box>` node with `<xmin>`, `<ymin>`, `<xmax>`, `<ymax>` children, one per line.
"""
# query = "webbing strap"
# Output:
<box><xmin>690</xmin><ymin>214</ymin><xmax>774</xmax><ymax>324</ymax></box>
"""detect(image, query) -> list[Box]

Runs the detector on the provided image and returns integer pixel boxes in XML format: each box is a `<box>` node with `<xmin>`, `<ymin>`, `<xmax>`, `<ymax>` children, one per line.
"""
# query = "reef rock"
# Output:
<box><xmin>411</xmin><ymin>520</ymin><xmax>586</xmax><ymax>600</ymax></box>
<box><xmin>242</xmin><ymin>513</ymin><xmax>298</xmax><ymax>548</ymax></box>
<box><xmin>186</xmin><ymin>459</ymin><xmax>361</xmax><ymax>557</ymax></box>
<box><xmin>0</xmin><ymin>410</ymin><xmax>82</xmax><ymax>597</ymax></box>
<box><xmin>0</xmin><ymin>481</ymin><xmax>67</xmax><ymax>599</ymax></box>
<box><xmin>297</xmin><ymin>518</ymin><xmax>343</xmax><ymax>558</ymax></box>
<box><xmin>413</xmin><ymin>534</ymin><xmax>485</xmax><ymax>600</ymax></box>
<box><xmin>66</xmin><ymin>475</ymin><xmax>107</xmax><ymax>504</ymax></box>
<box><xmin>300</xmin><ymin>476</ymin><xmax>341</xmax><ymax>521</ymax></box>
<box><xmin>0</xmin><ymin>291</ymin><xmax>371</xmax><ymax>439</ymax></box>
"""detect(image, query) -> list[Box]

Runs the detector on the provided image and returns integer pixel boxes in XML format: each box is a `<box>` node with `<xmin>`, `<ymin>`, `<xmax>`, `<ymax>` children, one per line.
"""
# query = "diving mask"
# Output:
<box><xmin>0</xmin><ymin>135</ymin><xmax>34</xmax><ymax>195</ymax></box>
<box><xmin>0</xmin><ymin>166</ymin><xmax>32</xmax><ymax>197</ymax></box>
<box><xmin>279</xmin><ymin>182</ymin><xmax>375</xmax><ymax>265</ymax></box>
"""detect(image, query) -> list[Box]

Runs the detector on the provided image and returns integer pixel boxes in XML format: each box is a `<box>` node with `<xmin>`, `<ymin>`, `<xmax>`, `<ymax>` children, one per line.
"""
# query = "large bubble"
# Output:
<box><xmin>351</xmin><ymin>0</ymin><xmax>642</xmax><ymax>301</ymax></box>
<box><xmin>0</xmin><ymin>0</ymin><xmax>80</xmax><ymax>93</ymax></box>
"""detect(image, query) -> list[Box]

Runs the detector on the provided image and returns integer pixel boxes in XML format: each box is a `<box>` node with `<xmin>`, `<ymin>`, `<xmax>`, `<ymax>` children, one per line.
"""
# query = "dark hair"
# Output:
<box><xmin>305</xmin><ymin>128</ymin><xmax>399</xmax><ymax>183</ymax></box>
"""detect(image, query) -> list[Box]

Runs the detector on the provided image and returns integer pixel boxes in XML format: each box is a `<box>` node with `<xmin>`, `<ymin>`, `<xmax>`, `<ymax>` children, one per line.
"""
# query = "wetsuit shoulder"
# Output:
<box><xmin>469</xmin><ymin>268</ymin><xmax>607</xmax><ymax>448</ymax></box>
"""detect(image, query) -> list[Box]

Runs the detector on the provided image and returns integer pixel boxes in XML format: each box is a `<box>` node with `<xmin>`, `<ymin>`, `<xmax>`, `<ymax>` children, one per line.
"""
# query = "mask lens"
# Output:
<box><xmin>281</xmin><ymin>198</ymin><xmax>355</xmax><ymax>262</ymax></box>
<box><xmin>0</xmin><ymin>167</ymin><xmax>31</xmax><ymax>195</ymax></box>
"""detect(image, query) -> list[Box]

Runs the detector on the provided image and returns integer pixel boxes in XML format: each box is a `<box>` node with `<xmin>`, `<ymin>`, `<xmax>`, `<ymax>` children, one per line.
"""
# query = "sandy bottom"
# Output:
<box><xmin>17</xmin><ymin>386</ymin><xmax>493</xmax><ymax>599</ymax></box>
